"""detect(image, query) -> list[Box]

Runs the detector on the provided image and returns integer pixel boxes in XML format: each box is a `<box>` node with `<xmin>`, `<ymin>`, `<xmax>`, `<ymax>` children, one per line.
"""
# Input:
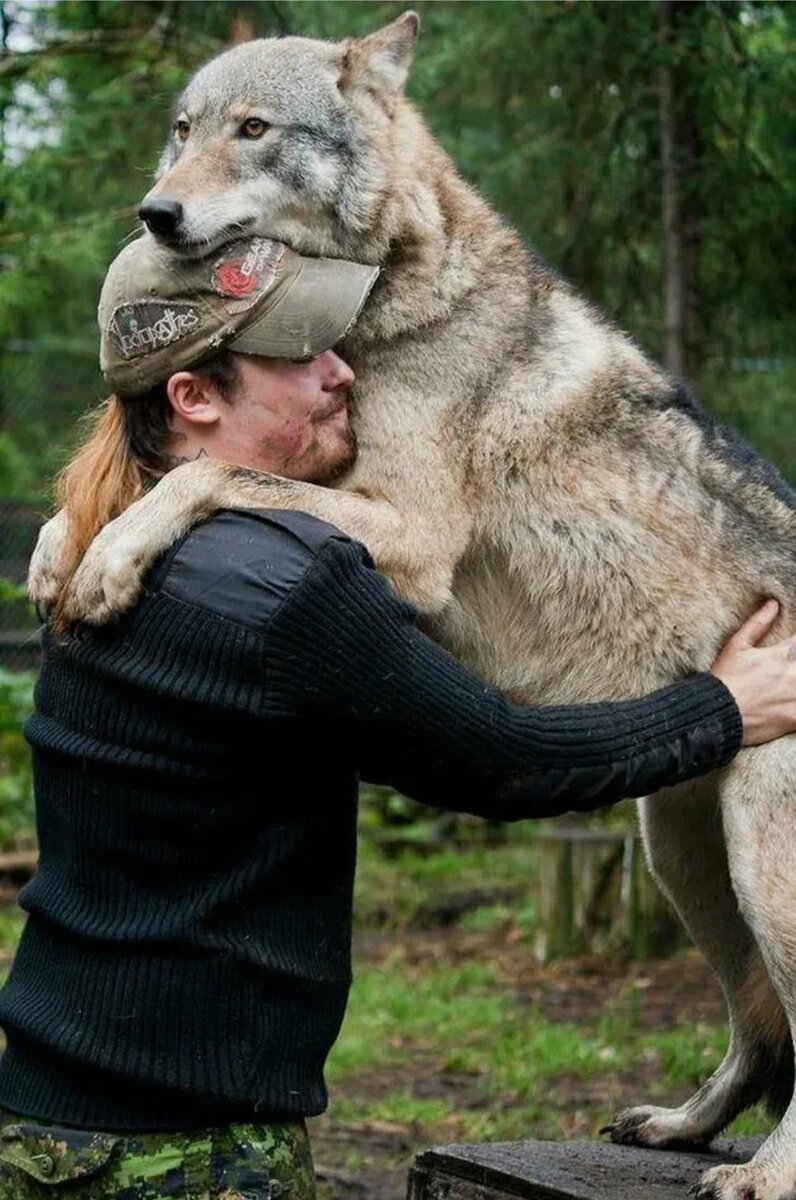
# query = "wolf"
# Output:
<box><xmin>28</xmin><ymin>13</ymin><xmax>796</xmax><ymax>1199</ymax></box>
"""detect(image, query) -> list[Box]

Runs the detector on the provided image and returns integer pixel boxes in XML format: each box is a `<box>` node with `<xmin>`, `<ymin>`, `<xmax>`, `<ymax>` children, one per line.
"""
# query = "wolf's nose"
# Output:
<box><xmin>139</xmin><ymin>198</ymin><xmax>184</xmax><ymax>237</ymax></box>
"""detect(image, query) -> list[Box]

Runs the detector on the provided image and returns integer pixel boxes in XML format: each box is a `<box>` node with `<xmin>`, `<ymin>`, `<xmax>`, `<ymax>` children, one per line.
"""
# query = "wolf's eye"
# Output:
<box><xmin>175</xmin><ymin>119</ymin><xmax>190</xmax><ymax>142</ymax></box>
<box><xmin>241</xmin><ymin>118</ymin><xmax>268</xmax><ymax>140</ymax></box>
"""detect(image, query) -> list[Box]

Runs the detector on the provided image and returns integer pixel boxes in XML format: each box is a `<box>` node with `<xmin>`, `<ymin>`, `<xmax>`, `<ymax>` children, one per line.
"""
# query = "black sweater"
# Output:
<box><xmin>0</xmin><ymin>509</ymin><xmax>742</xmax><ymax>1130</ymax></box>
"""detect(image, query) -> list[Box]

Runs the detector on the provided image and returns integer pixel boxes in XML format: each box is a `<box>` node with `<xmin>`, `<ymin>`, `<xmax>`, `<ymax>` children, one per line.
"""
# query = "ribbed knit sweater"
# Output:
<box><xmin>0</xmin><ymin>509</ymin><xmax>742</xmax><ymax>1130</ymax></box>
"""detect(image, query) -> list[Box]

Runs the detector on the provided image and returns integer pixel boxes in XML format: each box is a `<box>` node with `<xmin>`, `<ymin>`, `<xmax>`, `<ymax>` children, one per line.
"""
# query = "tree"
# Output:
<box><xmin>659</xmin><ymin>0</ymin><xmax>702</xmax><ymax>383</ymax></box>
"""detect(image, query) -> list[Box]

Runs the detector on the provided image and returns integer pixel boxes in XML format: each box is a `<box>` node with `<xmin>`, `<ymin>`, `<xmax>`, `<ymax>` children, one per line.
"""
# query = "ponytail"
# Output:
<box><xmin>50</xmin><ymin>396</ymin><xmax>150</xmax><ymax>635</ymax></box>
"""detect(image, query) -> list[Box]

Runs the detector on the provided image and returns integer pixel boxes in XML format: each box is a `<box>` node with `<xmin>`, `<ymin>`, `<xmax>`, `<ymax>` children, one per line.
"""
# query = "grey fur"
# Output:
<box><xmin>29</xmin><ymin>16</ymin><xmax>796</xmax><ymax>1198</ymax></box>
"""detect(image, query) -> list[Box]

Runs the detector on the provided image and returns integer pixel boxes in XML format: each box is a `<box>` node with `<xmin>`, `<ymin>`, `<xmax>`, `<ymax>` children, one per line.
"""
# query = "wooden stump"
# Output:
<box><xmin>407</xmin><ymin>1137</ymin><xmax>763</xmax><ymax>1200</ymax></box>
<box><xmin>534</xmin><ymin>823</ymin><xmax>686</xmax><ymax>962</ymax></box>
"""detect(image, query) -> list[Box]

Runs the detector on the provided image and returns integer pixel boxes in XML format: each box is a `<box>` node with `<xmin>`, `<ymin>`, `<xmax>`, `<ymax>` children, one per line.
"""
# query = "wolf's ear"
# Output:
<box><xmin>340</xmin><ymin>11</ymin><xmax>419</xmax><ymax>95</ymax></box>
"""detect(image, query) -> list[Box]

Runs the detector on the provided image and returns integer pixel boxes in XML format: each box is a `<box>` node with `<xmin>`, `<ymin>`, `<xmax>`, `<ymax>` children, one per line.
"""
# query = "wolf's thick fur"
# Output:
<box><xmin>30</xmin><ymin>15</ymin><xmax>796</xmax><ymax>1198</ymax></box>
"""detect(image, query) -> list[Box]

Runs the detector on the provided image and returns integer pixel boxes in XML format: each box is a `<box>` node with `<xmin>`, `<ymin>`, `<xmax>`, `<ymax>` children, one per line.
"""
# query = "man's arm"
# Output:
<box><xmin>266</xmin><ymin>538</ymin><xmax>742</xmax><ymax>820</ymax></box>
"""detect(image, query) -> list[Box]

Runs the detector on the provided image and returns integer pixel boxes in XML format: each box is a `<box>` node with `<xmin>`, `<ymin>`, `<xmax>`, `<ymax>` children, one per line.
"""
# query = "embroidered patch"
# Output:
<box><xmin>215</xmin><ymin>262</ymin><xmax>258</xmax><ymax>298</ymax></box>
<box><xmin>109</xmin><ymin>301</ymin><xmax>202</xmax><ymax>360</ymax></box>
<box><xmin>211</xmin><ymin>238</ymin><xmax>284</xmax><ymax>314</ymax></box>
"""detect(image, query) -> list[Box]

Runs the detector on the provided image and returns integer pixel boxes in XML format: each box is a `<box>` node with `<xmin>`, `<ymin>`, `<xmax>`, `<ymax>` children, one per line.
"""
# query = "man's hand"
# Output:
<box><xmin>712</xmin><ymin>600</ymin><xmax>796</xmax><ymax>746</ymax></box>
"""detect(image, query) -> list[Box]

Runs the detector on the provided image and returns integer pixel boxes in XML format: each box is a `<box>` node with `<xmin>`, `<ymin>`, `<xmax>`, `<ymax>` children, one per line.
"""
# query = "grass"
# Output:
<box><xmin>459</xmin><ymin>899</ymin><xmax>538</xmax><ymax>936</ymax></box>
<box><xmin>321</xmin><ymin>818</ymin><xmax>777</xmax><ymax>1147</ymax></box>
<box><xmin>327</xmin><ymin>944</ymin><xmax>775</xmax><ymax>1143</ymax></box>
<box><xmin>353</xmin><ymin>811</ymin><xmax>540</xmax><ymax>931</ymax></box>
<box><xmin>0</xmin><ymin>907</ymin><xmax>27</xmax><ymax>991</ymax></box>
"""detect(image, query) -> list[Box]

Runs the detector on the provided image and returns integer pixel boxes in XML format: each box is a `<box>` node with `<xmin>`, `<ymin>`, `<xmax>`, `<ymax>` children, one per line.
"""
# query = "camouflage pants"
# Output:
<box><xmin>0</xmin><ymin>1111</ymin><xmax>316</xmax><ymax>1199</ymax></box>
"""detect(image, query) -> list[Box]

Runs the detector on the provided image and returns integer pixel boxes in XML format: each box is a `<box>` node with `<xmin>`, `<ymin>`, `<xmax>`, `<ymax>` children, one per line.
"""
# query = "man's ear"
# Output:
<box><xmin>340</xmin><ymin>11</ymin><xmax>419</xmax><ymax>96</ymax></box>
<box><xmin>166</xmin><ymin>371</ymin><xmax>223</xmax><ymax>428</ymax></box>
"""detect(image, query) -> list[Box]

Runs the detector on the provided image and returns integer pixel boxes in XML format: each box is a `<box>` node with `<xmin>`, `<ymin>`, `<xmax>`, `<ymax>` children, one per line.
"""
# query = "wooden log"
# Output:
<box><xmin>534</xmin><ymin>822</ymin><xmax>686</xmax><ymax>962</ymax></box>
<box><xmin>0</xmin><ymin>849</ymin><xmax>38</xmax><ymax>879</ymax></box>
<box><xmin>407</xmin><ymin>1137</ymin><xmax>763</xmax><ymax>1200</ymax></box>
<box><xmin>0</xmin><ymin>849</ymin><xmax>37</xmax><ymax>905</ymax></box>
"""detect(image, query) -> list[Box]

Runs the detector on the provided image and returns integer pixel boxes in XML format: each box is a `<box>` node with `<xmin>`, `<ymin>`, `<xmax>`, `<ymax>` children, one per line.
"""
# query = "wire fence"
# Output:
<box><xmin>1</xmin><ymin>337</ymin><xmax>102</xmax><ymax>670</ymax></box>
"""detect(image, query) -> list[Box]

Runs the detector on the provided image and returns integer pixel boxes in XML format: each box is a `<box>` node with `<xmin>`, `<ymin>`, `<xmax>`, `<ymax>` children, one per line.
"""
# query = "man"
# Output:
<box><xmin>0</xmin><ymin>233</ymin><xmax>794</xmax><ymax>1200</ymax></box>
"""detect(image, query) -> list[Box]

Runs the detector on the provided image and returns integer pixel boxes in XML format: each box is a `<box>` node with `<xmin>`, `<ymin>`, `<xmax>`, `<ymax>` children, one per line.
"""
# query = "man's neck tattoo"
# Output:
<box><xmin>164</xmin><ymin>447</ymin><xmax>209</xmax><ymax>470</ymax></box>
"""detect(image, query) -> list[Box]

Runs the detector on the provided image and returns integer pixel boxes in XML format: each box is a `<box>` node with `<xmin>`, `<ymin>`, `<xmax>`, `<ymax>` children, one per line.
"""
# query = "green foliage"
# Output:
<box><xmin>359</xmin><ymin>784</ymin><xmax>431</xmax><ymax>832</ymax></box>
<box><xmin>0</xmin><ymin>669</ymin><xmax>35</xmax><ymax>845</ymax></box>
<box><xmin>0</xmin><ymin>579</ymin><xmax>29</xmax><ymax>605</ymax></box>
<box><xmin>703</xmin><ymin>358</ymin><xmax>796</xmax><ymax>475</ymax></box>
<box><xmin>459</xmin><ymin>899</ymin><xmax>538</xmax><ymax>936</ymax></box>
<box><xmin>0</xmin><ymin>906</ymin><xmax>25</xmax><ymax>958</ymax></box>
<box><xmin>0</xmin><ymin>433</ymin><xmax>40</xmax><ymax>498</ymax></box>
<box><xmin>332</xmin><ymin>1093</ymin><xmax>456</xmax><ymax>1130</ymax></box>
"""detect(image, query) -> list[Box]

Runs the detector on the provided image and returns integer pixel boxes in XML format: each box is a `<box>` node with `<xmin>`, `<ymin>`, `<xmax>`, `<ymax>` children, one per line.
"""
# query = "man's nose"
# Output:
<box><xmin>323</xmin><ymin>350</ymin><xmax>356</xmax><ymax>388</ymax></box>
<box><xmin>139</xmin><ymin>197</ymin><xmax>184</xmax><ymax>238</ymax></box>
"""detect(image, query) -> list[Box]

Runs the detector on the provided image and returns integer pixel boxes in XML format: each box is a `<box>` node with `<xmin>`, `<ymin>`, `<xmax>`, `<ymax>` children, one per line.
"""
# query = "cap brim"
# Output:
<box><xmin>228</xmin><ymin>256</ymin><xmax>379</xmax><ymax>360</ymax></box>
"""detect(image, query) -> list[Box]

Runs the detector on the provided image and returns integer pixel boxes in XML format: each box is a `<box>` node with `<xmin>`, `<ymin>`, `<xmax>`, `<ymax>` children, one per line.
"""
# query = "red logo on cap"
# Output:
<box><xmin>211</xmin><ymin>239</ymin><xmax>284</xmax><ymax>313</ymax></box>
<box><xmin>214</xmin><ymin>262</ymin><xmax>257</xmax><ymax>298</ymax></box>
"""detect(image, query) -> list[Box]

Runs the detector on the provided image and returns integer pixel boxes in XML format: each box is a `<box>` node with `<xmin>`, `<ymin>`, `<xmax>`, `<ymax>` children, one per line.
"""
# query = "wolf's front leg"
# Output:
<box><xmin>694</xmin><ymin>740</ymin><xmax>796</xmax><ymax>1200</ymax></box>
<box><xmin>48</xmin><ymin>458</ymin><xmax>461</xmax><ymax>625</ymax></box>
<box><xmin>605</xmin><ymin>773</ymin><xmax>790</xmax><ymax>1152</ymax></box>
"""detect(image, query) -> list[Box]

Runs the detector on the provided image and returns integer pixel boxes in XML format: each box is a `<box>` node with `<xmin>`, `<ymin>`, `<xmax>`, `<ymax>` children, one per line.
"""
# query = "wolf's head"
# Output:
<box><xmin>139</xmin><ymin>12</ymin><xmax>421</xmax><ymax>262</ymax></box>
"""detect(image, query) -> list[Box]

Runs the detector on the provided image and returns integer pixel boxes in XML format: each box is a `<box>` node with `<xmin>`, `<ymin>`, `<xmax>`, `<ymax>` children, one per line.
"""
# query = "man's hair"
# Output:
<box><xmin>124</xmin><ymin>351</ymin><xmax>240</xmax><ymax>478</ymax></box>
<box><xmin>51</xmin><ymin>351</ymin><xmax>240</xmax><ymax>634</ymax></box>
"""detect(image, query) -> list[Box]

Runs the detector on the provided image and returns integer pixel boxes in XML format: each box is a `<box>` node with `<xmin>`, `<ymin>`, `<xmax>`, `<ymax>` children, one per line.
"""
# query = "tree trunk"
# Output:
<box><xmin>659</xmin><ymin>0</ymin><xmax>702</xmax><ymax>386</ymax></box>
<box><xmin>229</xmin><ymin>8</ymin><xmax>256</xmax><ymax>45</ymax></box>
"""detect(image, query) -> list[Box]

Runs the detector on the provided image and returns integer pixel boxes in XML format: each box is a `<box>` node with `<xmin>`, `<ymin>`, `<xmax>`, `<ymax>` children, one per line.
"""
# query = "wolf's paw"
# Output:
<box><xmin>602</xmin><ymin>1105</ymin><xmax>711</xmax><ymax>1150</ymax></box>
<box><xmin>27</xmin><ymin>510</ymin><xmax>69</xmax><ymax>613</ymax></box>
<box><xmin>693</xmin><ymin>1161</ymin><xmax>795</xmax><ymax>1200</ymax></box>
<box><xmin>63</xmin><ymin>530</ymin><xmax>150</xmax><ymax>625</ymax></box>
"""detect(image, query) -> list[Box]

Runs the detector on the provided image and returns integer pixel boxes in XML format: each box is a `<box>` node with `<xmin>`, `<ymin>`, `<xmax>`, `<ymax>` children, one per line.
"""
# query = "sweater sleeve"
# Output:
<box><xmin>265</xmin><ymin>538</ymin><xmax>743</xmax><ymax>821</ymax></box>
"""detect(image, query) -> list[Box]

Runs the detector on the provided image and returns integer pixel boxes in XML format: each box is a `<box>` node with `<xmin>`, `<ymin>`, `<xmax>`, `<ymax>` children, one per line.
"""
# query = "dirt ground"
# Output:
<box><xmin>311</xmin><ymin>926</ymin><xmax>726</xmax><ymax>1200</ymax></box>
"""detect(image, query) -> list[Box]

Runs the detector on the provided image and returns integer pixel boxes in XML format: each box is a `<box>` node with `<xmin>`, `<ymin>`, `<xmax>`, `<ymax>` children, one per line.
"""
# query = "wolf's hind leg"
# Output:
<box><xmin>696</xmin><ymin>741</ymin><xmax>796</xmax><ymax>1200</ymax></box>
<box><xmin>605</xmin><ymin>773</ymin><xmax>790</xmax><ymax>1151</ymax></box>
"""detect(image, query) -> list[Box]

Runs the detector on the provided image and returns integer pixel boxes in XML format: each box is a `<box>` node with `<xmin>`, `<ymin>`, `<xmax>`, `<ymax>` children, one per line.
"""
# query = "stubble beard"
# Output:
<box><xmin>307</xmin><ymin>422</ymin><xmax>358</xmax><ymax>485</ymax></box>
<box><xmin>301</xmin><ymin>385</ymin><xmax>358</xmax><ymax>485</ymax></box>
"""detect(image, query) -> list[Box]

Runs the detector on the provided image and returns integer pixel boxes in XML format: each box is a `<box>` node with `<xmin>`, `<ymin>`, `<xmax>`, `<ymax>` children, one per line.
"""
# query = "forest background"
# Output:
<box><xmin>0</xmin><ymin>4</ymin><xmax>794</xmax><ymax>1198</ymax></box>
<box><xmin>2</xmin><ymin>0</ymin><xmax>794</xmax><ymax>503</ymax></box>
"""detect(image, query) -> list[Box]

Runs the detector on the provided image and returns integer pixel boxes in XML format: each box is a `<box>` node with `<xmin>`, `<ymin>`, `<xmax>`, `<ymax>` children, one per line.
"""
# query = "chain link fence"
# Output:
<box><xmin>0</xmin><ymin>337</ymin><xmax>101</xmax><ymax>669</ymax></box>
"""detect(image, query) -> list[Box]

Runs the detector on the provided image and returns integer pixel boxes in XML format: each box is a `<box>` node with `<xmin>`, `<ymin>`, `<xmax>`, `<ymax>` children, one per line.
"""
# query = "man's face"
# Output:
<box><xmin>172</xmin><ymin>350</ymin><xmax>357</xmax><ymax>484</ymax></box>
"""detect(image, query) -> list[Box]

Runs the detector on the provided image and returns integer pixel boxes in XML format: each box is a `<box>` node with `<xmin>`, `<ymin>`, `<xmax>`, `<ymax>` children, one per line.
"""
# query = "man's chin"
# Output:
<box><xmin>307</xmin><ymin>430</ymin><xmax>358</xmax><ymax>486</ymax></box>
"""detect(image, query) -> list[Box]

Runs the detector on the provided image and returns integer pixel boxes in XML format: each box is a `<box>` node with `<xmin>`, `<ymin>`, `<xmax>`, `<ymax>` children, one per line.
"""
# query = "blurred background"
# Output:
<box><xmin>0</xmin><ymin>3</ymin><xmax>794</xmax><ymax>1197</ymax></box>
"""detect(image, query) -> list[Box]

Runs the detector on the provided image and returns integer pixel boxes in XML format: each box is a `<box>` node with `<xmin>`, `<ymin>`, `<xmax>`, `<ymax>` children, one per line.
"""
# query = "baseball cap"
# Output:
<box><xmin>98</xmin><ymin>234</ymin><xmax>380</xmax><ymax>396</ymax></box>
